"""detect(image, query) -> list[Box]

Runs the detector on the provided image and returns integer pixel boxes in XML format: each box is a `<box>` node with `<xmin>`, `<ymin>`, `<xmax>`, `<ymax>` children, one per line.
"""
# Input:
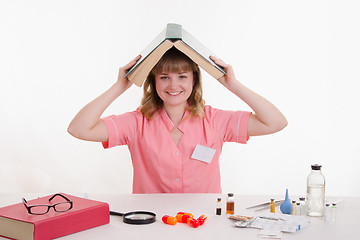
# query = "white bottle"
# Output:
<box><xmin>306</xmin><ymin>164</ymin><xmax>326</xmax><ymax>217</ymax></box>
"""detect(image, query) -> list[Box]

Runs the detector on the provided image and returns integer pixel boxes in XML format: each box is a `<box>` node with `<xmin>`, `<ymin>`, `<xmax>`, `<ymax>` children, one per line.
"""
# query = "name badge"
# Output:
<box><xmin>191</xmin><ymin>144</ymin><xmax>216</xmax><ymax>164</ymax></box>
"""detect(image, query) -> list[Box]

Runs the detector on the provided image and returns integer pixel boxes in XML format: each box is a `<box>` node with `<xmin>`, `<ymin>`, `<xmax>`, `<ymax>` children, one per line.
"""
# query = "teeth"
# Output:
<box><xmin>168</xmin><ymin>91</ymin><xmax>181</xmax><ymax>96</ymax></box>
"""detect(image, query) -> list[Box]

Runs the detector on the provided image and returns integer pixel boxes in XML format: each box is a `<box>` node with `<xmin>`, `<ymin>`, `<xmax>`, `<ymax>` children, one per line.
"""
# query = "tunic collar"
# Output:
<box><xmin>160</xmin><ymin>107</ymin><xmax>191</xmax><ymax>132</ymax></box>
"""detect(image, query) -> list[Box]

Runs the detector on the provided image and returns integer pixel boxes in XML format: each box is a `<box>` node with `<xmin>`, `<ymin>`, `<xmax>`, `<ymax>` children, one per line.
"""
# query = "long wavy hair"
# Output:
<box><xmin>140</xmin><ymin>47</ymin><xmax>205</xmax><ymax>119</ymax></box>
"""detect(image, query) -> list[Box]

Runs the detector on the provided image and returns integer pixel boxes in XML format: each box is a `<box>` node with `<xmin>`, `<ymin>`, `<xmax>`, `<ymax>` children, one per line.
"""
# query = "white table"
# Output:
<box><xmin>1</xmin><ymin>193</ymin><xmax>358</xmax><ymax>240</ymax></box>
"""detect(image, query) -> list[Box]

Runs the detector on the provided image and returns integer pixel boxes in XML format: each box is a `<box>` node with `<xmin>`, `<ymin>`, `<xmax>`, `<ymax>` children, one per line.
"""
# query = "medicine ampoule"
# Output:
<box><xmin>291</xmin><ymin>201</ymin><xmax>296</xmax><ymax>215</ymax></box>
<box><xmin>299</xmin><ymin>197</ymin><xmax>306</xmax><ymax>216</ymax></box>
<box><xmin>324</xmin><ymin>203</ymin><xmax>331</xmax><ymax>222</ymax></box>
<box><xmin>226</xmin><ymin>193</ymin><xmax>235</xmax><ymax>215</ymax></box>
<box><xmin>216</xmin><ymin>198</ymin><xmax>222</xmax><ymax>215</ymax></box>
<box><xmin>331</xmin><ymin>203</ymin><xmax>337</xmax><ymax>222</ymax></box>
<box><xmin>270</xmin><ymin>199</ymin><xmax>275</xmax><ymax>213</ymax></box>
<box><xmin>296</xmin><ymin>202</ymin><xmax>301</xmax><ymax>216</ymax></box>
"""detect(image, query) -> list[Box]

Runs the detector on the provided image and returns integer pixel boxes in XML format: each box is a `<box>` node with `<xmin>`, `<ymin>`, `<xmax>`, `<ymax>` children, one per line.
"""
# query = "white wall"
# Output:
<box><xmin>1</xmin><ymin>0</ymin><xmax>359</xmax><ymax>197</ymax></box>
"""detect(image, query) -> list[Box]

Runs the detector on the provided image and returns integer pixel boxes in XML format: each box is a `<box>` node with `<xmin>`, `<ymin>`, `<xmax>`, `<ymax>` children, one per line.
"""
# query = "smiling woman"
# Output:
<box><xmin>140</xmin><ymin>47</ymin><xmax>205</xmax><ymax>120</ymax></box>
<box><xmin>68</xmin><ymin>45</ymin><xmax>287</xmax><ymax>194</ymax></box>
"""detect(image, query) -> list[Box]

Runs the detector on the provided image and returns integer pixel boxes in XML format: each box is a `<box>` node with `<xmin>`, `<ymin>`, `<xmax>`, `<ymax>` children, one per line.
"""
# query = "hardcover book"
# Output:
<box><xmin>125</xmin><ymin>23</ymin><xmax>226</xmax><ymax>87</ymax></box>
<box><xmin>0</xmin><ymin>193</ymin><xmax>109</xmax><ymax>240</ymax></box>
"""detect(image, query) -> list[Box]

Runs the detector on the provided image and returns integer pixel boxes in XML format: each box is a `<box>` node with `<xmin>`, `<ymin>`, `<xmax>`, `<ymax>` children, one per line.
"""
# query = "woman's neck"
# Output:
<box><xmin>163</xmin><ymin>103</ymin><xmax>187</xmax><ymax>127</ymax></box>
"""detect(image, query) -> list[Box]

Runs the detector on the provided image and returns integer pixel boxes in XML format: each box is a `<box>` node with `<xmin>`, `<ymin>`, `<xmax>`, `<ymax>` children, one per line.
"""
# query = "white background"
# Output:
<box><xmin>1</xmin><ymin>0</ymin><xmax>359</xmax><ymax>197</ymax></box>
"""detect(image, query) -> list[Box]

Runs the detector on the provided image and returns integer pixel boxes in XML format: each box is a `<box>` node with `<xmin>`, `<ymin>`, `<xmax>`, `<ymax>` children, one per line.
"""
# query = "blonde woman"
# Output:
<box><xmin>68</xmin><ymin>48</ymin><xmax>287</xmax><ymax>193</ymax></box>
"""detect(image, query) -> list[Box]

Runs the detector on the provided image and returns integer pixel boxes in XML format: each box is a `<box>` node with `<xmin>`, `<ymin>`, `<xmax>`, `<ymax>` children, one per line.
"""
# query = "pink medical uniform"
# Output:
<box><xmin>101</xmin><ymin>105</ymin><xmax>251</xmax><ymax>193</ymax></box>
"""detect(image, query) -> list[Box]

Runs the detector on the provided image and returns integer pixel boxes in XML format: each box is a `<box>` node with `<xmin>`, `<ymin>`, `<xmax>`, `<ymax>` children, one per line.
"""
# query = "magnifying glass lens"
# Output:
<box><xmin>125</xmin><ymin>213</ymin><xmax>153</xmax><ymax>220</ymax></box>
<box><xmin>122</xmin><ymin>211</ymin><xmax>156</xmax><ymax>225</ymax></box>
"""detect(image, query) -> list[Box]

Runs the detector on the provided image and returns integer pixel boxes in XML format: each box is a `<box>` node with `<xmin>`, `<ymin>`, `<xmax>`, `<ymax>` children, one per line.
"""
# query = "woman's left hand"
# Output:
<box><xmin>210</xmin><ymin>56</ymin><xmax>238</xmax><ymax>90</ymax></box>
<box><xmin>210</xmin><ymin>56</ymin><xmax>288</xmax><ymax>136</ymax></box>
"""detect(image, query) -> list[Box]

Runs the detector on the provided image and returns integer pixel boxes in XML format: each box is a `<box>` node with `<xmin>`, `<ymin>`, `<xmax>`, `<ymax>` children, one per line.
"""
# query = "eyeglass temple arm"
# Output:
<box><xmin>49</xmin><ymin>193</ymin><xmax>71</xmax><ymax>202</ymax></box>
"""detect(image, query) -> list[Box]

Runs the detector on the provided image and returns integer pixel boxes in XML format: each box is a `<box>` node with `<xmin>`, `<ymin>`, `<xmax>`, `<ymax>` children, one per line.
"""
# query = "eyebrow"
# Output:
<box><xmin>159</xmin><ymin>72</ymin><xmax>190</xmax><ymax>75</ymax></box>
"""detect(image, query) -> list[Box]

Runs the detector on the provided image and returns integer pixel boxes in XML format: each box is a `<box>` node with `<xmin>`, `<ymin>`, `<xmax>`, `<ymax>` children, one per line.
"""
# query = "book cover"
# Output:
<box><xmin>125</xmin><ymin>23</ymin><xmax>225</xmax><ymax>87</ymax></box>
<box><xmin>0</xmin><ymin>193</ymin><xmax>109</xmax><ymax>240</ymax></box>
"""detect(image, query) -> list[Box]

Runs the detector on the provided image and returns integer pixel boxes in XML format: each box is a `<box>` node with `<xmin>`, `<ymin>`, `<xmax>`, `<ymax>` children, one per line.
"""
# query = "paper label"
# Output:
<box><xmin>191</xmin><ymin>144</ymin><xmax>216</xmax><ymax>164</ymax></box>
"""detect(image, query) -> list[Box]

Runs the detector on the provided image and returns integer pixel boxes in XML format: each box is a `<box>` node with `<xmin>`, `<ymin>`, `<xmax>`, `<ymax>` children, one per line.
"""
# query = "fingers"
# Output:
<box><xmin>210</xmin><ymin>55</ymin><xmax>227</xmax><ymax>68</ymax></box>
<box><xmin>122</xmin><ymin>55</ymin><xmax>141</xmax><ymax>71</ymax></box>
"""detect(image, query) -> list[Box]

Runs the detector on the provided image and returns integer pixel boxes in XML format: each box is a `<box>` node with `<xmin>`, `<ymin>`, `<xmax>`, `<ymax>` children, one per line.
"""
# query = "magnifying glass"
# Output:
<box><xmin>110</xmin><ymin>210</ymin><xmax>156</xmax><ymax>225</ymax></box>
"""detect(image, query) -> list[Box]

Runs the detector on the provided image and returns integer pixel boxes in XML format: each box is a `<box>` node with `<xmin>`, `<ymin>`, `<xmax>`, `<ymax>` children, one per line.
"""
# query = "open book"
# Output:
<box><xmin>125</xmin><ymin>23</ymin><xmax>226</xmax><ymax>87</ymax></box>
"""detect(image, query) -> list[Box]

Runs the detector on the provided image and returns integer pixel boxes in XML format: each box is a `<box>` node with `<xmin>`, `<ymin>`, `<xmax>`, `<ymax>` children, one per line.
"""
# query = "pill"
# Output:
<box><xmin>176</xmin><ymin>212</ymin><xmax>194</xmax><ymax>223</ymax></box>
<box><xmin>197</xmin><ymin>215</ymin><xmax>207</xmax><ymax>226</ymax></box>
<box><xmin>162</xmin><ymin>215</ymin><xmax>177</xmax><ymax>225</ymax></box>
<box><xmin>187</xmin><ymin>217</ymin><xmax>200</xmax><ymax>228</ymax></box>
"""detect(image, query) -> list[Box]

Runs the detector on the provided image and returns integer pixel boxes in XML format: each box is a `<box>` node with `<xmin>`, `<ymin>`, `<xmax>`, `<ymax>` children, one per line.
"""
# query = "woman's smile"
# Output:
<box><xmin>155</xmin><ymin>71</ymin><xmax>194</xmax><ymax>108</ymax></box>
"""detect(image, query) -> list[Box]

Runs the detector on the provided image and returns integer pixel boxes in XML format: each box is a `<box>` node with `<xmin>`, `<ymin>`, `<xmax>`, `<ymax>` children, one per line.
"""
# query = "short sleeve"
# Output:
<box><xmin>101</xmin><ymin>111</ymin><xmax>140</xmax><ymax>149</ymax></box>
<box><xmin>205</xmin><ymin>106</ymin><xmax>252</xmax><ymax>144</ymax></box>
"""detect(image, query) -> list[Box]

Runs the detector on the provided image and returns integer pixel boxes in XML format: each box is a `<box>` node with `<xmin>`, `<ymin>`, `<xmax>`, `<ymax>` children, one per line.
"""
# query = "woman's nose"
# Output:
<box><xmin>168</xmin><ymin>78</ymin><xmax>177</xmax><ymax>88</ymax></box>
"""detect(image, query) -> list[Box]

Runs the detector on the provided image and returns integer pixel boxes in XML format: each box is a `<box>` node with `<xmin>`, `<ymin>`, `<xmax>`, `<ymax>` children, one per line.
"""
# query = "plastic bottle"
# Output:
<box><xmin>306</xmin><ymin>164</ymin><xmax>326</xmax><ymax>217</ymax></box>
<box><xmin>226</xmin><ymin>193</ymin><xmax>235</xmax><ymax>215</ymax></box>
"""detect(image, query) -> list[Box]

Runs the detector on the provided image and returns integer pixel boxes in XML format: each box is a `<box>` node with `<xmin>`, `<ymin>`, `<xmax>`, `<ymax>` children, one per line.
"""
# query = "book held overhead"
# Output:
<box><xmin>125</xmin><ymin>23</ymin><xmax>226</xmax><ymax>87</ymax></box>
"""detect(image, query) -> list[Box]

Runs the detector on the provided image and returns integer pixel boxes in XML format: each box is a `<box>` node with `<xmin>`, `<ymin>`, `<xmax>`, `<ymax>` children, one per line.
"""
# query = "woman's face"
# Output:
<box><xmin>155</xmin><ymin>70</ymin><xmax>194</xmax><ymax>109</ymax></box>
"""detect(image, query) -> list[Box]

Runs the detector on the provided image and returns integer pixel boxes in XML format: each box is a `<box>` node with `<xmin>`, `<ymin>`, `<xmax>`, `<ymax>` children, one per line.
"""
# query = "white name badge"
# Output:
<box><xmin>191</xmin><ymin>144</ymin><xmax>216</xmax><ymax>164</ymax></box>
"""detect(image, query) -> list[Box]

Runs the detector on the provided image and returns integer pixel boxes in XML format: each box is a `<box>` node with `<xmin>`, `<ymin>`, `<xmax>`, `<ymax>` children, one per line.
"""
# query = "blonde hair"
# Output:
<box><xmin>140</xmin><ymin>47</ymin><xmax>205</xmax><ymax>119</ymax></box>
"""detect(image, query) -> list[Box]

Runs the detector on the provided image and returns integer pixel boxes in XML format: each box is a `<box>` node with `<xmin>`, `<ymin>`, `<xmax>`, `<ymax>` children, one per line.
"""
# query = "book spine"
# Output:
<box><xmin>165</xmin><ymin>23</ymin><xmax>182</xmax><ymax>39</ymax></box>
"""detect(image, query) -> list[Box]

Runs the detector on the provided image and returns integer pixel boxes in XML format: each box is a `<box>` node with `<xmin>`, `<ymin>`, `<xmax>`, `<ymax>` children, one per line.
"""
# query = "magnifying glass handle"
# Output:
<box><xmin>110</xmin><ymin>211</ymin><xmax>124</xmax><ymax>216</ymax></box>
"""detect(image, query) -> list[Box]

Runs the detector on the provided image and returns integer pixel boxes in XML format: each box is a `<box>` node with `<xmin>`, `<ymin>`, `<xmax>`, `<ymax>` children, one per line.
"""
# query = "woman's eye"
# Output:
<box><xmin>160</xmin><ymin>76</ymin><xmax>169</xmax><ymax>80</ymax></box>
<box><xmin>179</xmin><ymin>75</ymin><xmax>187</xmax><ymax>79</ymax></box>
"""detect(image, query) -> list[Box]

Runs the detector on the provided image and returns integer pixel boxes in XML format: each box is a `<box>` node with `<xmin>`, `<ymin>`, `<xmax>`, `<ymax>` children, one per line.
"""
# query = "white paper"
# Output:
<box><xmin>249</xmin><ymin>213</ymin><xmax>310</xmax><ymax>233</ymax></box>
<box><xmin>191</xmin><ymin>144</ymin><xmax>216</xmax><ymax>164</ymax></box>
<box><xmin>259</xmin><ymin>229</ymin><xmax>283</xmax><ymax>239</ymax></box>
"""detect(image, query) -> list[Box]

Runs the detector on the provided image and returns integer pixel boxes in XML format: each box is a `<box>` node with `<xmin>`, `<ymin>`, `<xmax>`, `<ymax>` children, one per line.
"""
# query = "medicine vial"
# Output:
<box><xmin>291</xmin><ymin>201</ymin><xmax>296</xmax><ymax>215</ymax></box>
<box><xmin>216</xmin><ymin>198</ymin><xmax>222</xmax><ymax>215</ymax></box>
<box><xmin>270</xmin><ymin>199</ymin><xmax>275</xmax><ymax>213</ymax></box>
<box><xmin>306</xmin><ymin>164</ymin><xmax>326</xmax><ymax>217</ymax></box>
<box><xmin>226</xmin><ymin>193</ymin><xmax>235</xmax><ymax>215</ymax></box>
<box><xmin>324</xmin><ymin>203</ymin><xmax>331</xmax><ymax>222</ymax></box>
<box><xmin>331</xmin><ymin>203</ymin><xmax>337</xmax><ymax>222</ymax></box>
<box><xmin>296</xmin><ymin>202</ymin><xmax>301</xmax><ymax>216</ymax></box>
<box><xmin>299</xmin><ymin>197</ymin><xmax>306</xmax><ymax>216</ymax></box>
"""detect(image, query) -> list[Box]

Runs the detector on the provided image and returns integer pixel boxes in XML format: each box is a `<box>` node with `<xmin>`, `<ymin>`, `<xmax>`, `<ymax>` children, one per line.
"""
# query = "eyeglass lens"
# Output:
<box><xmin>30</xmin><ymin>202</ymin><xmax>72</xmax><ymax>214</ymax></box>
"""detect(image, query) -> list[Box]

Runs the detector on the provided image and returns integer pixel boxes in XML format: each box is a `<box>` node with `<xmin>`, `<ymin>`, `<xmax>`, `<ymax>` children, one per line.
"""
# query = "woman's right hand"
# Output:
<box><xmin>68</xmin><ymin>55</ymin><xmax>142</xmax><ymax>142</ymax></box>
<box><xmin>116</xmin><ymin>55</ymin><xmax>141</xmax><ymax>92</ymax></box>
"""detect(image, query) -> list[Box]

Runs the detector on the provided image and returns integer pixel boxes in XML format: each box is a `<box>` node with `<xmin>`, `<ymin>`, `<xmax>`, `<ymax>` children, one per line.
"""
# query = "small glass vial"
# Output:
<box><xmin>216</xmin><ymin>198</ymin><xmax>222</xmax><ymax>215</ymax></box>
<box><xmin>299</xmin><ymin>197</ymin><xmax>306</xmax><ymax>216</ymax></box>
<box><xmin>331</xmin><ymin>203</ymin><xmax>337</xmax><ymax>222</ymax></box>
<box><xmin>291</xmin><ymin>201</ymin><xmax>296</xmax><ymax>215</ymax></box>
<box><xmin>324</xmin><ymin>203</ymin><xmax>331</xmax><ymax>222</ymax></box>
<box><xmin>270</xmin><ymin>199</ymin><xmax>275</xmax><ymax>213</ymax></box>
<box><xmin>296</xmin><ymin>202</ymin><xmax>301</xmax><ymax>216</ymax></box>
<box><xmin>226</xmin><ymin>193</ymin><xmax>235</xmax><ymax>215</ymax></box>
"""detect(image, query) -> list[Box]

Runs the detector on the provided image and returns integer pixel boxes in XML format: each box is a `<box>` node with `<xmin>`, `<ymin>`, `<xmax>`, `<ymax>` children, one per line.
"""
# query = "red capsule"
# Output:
<box><xmin>197</xmin><ymin>215</ymin><xmax>207</xmax><ymax>226</ymax></box>
<box><xmin>187</xmin><ymin>217</ymin><xmax>200</xmax><ymax>228</ymax></box>
<box><xmin>162</xmin><ymin>215</ymin><xmax>177</xmax><ymax>225</ymax></box>
<box><xmin>176</xmin><ymin>212</ymin><xmax>194</xmax><ymax>223</ymax></box>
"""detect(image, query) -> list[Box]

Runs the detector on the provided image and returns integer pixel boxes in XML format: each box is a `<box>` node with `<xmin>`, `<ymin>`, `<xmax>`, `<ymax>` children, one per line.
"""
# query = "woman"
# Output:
<box><xmin>68</xmin><ymin>48</ymin><xmax>287</xmax><ymax>193</ymax></box>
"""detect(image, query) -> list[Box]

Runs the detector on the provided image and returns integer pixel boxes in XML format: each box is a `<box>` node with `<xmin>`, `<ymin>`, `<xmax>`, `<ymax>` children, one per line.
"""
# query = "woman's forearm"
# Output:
<box><xmin>228</xmin><ymin>80</ymin><xmax>288</xmax><ymax>136</ymax></box>
<box><xmin>67</xmin><ymin>83</ymin><xmax>125</xmax><ymax>141</ymax></box>
<box><xmin>210</xmin><ymin>55</ymin><xmax>287</xmax><ymax>136</ymax></box>
<box><xmin>68</xmin><ymin>55</ymin><xmax>140</xmax><ymax>142</ymax></box>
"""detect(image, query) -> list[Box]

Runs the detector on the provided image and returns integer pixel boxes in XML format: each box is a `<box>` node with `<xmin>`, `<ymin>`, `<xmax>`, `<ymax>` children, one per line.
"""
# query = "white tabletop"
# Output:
<box><xmin>0</xmin><ymin>193</ymin><xmax>358</xmax><ymax>240</ymax></box>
